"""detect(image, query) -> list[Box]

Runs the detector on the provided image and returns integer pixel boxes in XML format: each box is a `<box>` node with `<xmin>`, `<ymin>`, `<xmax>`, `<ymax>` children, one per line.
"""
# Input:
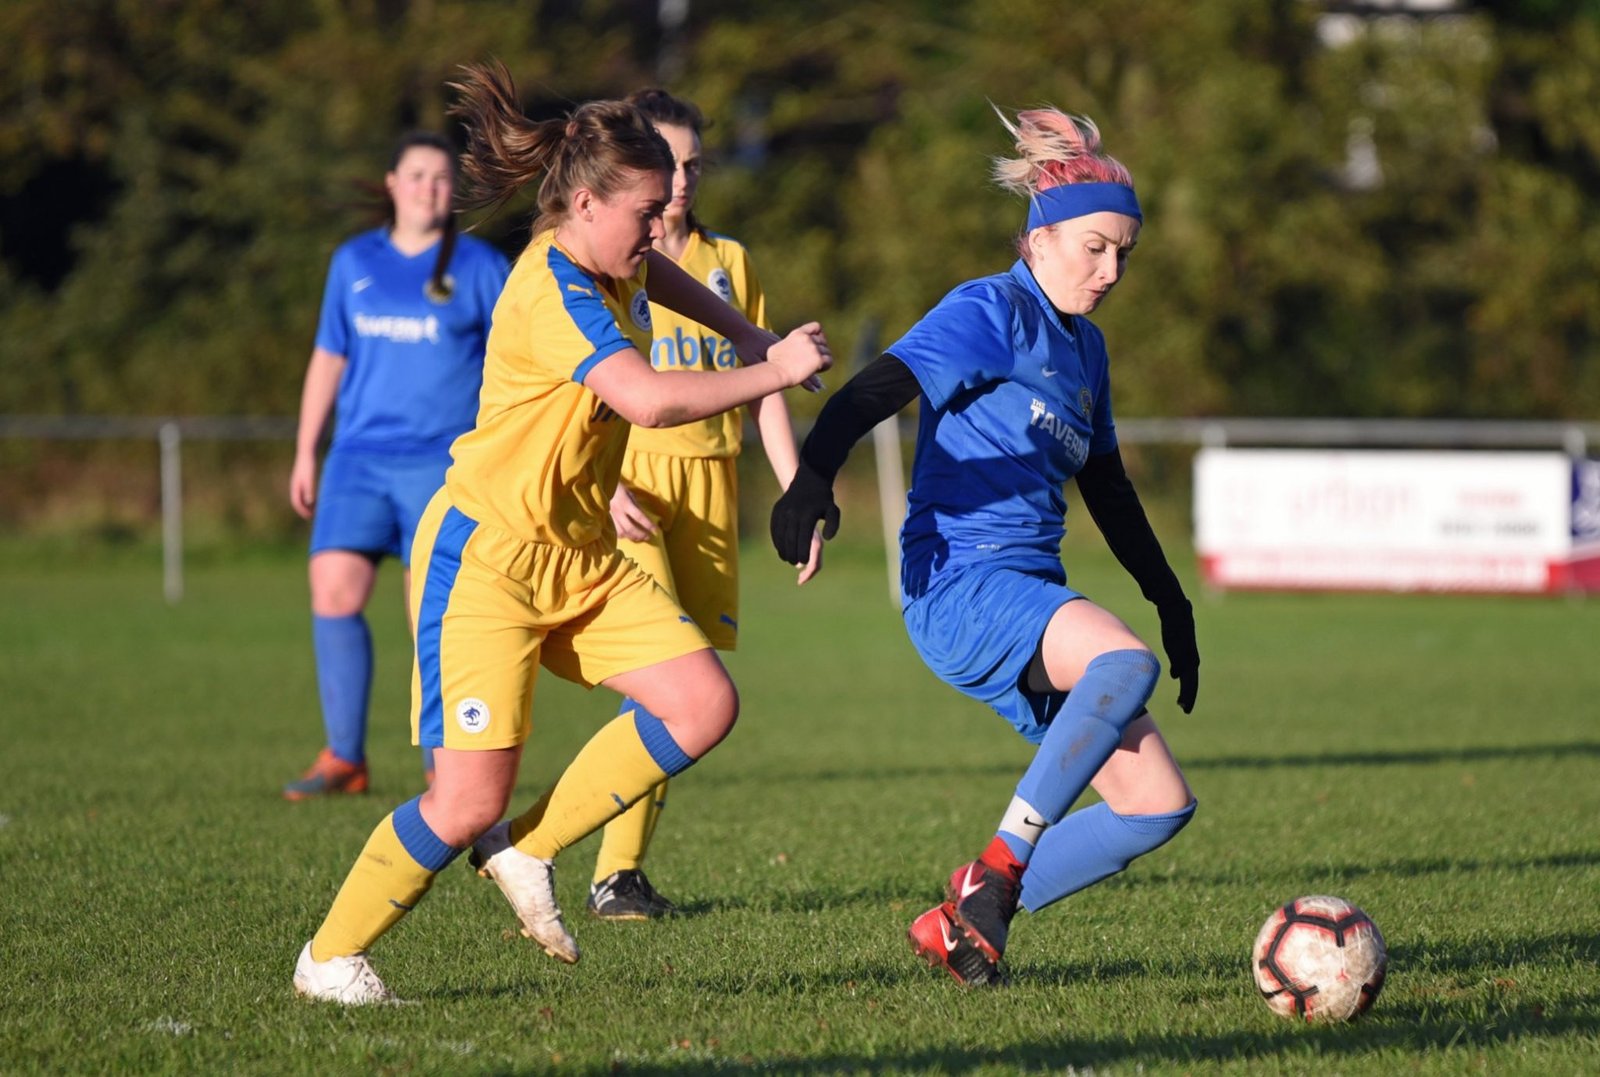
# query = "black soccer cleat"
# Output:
<box><xmin>587</xmin><ymin>869</ymin><xmax>678</xmax><ymax>921</ymax></box>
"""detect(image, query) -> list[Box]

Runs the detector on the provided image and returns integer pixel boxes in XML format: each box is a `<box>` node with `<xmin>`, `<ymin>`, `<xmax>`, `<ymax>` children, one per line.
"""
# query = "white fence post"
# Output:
<box><xmin>159</xmin><ymin>421</ymin><xmax>183</xmax><ymax>605</ymax></box>
<box><xmin>872</xmin><ymin>414</ymin><xmax>906</xmax><ymax>606</ymax></box>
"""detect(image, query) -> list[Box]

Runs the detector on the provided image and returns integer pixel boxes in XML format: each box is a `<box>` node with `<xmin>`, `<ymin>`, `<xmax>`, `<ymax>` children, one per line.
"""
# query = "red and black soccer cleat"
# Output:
<box><xmin>908</xmin><ymin>901</ymin><xmax>1005</xmax><ymax>986</ymax></box>
<box><xmin>946</xmin><ymin>857</ymin><xmax>1021</xmax><ymax>965</ymax></box>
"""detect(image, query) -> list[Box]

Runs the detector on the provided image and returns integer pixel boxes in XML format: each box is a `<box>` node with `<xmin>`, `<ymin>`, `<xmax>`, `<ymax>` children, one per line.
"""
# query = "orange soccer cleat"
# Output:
<box><xmin>283</xmin><ymin>748</ymin><xmax>369</xmax><ymax>801</ymax></box>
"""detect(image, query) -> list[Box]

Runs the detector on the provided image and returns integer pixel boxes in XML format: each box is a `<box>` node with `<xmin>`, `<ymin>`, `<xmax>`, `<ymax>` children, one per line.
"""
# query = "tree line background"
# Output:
<box><xmin>1</xmin><ymin>0</ymin><xmax>1597</xmax><ymax>538</ymax></box>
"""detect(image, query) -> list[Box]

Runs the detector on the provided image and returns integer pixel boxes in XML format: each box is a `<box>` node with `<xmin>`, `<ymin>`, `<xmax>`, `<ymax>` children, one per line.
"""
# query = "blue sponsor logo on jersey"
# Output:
<box><xmin>651</xmin><ymin>326</ymin><xmax>738</xmax><ymax>371</ymax></box>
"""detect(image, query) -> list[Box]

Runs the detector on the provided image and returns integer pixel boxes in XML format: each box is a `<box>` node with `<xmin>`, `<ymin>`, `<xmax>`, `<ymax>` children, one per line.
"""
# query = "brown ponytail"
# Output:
<box><xmin>449</xmin><ymin>60</ymin><xmax>672</xmax><ymax>236</ymax></box>
<box><xmin>424</xmin><ymin>213</ymin><xmax>458</xmax><ymax>302</ymax></box>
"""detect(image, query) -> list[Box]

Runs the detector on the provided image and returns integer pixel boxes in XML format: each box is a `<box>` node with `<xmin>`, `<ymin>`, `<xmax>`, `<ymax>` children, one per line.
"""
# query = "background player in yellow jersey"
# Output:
<box><xmin>292</xmin><ymin>61</ymin><xmax>831</xmax><ymax>1004</ymax></box>
<box><xmin>586</xmin><ymin>88</ymin><xmax>823</xmax><ymax>921</ymax></box>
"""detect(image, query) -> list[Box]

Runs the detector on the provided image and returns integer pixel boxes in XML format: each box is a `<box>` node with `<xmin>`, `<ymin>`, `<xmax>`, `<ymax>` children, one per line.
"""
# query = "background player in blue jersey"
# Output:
<box><xmin>771</xmin><ymin>107</ymin><xmax>1201</xmax><ymax>986</ymax></box>
<box><xmin>285</xmin><ymin>132</ymin><xmax>510</xmax><ymax>800</ymax></box>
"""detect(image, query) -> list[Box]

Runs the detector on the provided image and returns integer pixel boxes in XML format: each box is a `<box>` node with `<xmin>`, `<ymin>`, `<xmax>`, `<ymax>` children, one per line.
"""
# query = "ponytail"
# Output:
<box><xmin>424</xmin><ymin>213</ymin><xmax>458</xmax><ymax>303</ymax></box>
<box><xmin>450</xmin><ymin>60</ymin><xmax>672</xmax><ymax>236</ymax></box>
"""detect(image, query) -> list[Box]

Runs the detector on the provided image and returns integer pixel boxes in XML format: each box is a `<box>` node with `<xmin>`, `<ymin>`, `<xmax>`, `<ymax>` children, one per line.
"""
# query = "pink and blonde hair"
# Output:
<box><xmin>991</xmin><ymin>106</ymin><xmax>1133</xmax><ymax>194</ymax></box>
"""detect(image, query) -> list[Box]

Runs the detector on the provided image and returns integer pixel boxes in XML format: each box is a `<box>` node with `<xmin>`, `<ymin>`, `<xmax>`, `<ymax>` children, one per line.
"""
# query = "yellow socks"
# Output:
<box><xmin>594</xmin><ymin>779</ymin><xmax>668</xmax><ymax>881</ymax></box>
<box><xmin>511</xmin><ymin>708</ymin><xmax>692</xmax><ymax>861</ymax></box>
<box><xmin>310</xmin><ymin>796</ymin><xmax>460</xmax><ymax>961</ymax></box>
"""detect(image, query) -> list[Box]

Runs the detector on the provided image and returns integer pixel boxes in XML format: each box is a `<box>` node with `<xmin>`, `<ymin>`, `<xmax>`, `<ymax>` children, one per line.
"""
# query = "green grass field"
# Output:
<box><xmin>3</xmin><ymin>533</ymin><xmax>1599</xmax><ymax>1075</ymax></box>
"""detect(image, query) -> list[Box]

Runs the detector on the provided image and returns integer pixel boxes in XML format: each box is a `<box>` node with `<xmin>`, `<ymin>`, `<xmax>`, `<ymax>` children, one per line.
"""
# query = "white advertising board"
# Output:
<box><xmin>1194</xmin><ymin>449</ymin><xmax>1600</xmax><ymax>593</ymax></box>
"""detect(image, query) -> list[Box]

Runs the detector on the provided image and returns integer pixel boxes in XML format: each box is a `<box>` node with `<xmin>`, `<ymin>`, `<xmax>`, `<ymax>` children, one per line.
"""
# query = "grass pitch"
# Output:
<box><xmin>2</xmin><ymin>532</ymin><xmax>1598</xmax><ymax>1075</ymax></box>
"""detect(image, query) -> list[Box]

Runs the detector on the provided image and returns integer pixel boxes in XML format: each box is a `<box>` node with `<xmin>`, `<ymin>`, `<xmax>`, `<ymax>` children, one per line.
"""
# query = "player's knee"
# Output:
<box><xmin>420</xmin><ymin>787</ymin><xmax>510</xmax><ymax>847</ymax></box>
<box><xmin>671</xmin><ymin>678</ymin><xmax>739</xmax><ymax>757</ymax></box>
<box><xmin>698</xmin><ymin>678</ymin><xmax>740</xmax><ymax>746</ymax></box>
<box><xmin>1110</xmin><ymin>797</ymin><xmax>1196</xmax><ymax>860</ymax></box>
<box><xmin>1089</xmin><ymin>648</ymin><xmax>1162</xmax><ymax>724</ymax></box>
<box><xmin>309</xmin><ymin>555</ymin><xmax>374</xmax><ymax>615</ymax></box>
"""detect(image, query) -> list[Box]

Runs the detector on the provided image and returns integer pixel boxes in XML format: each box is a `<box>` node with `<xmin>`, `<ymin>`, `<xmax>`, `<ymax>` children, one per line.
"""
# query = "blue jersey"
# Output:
<box><xmin>314</xmin><ymin>228</ymin><xmax>510</xmax><ymax>453</ymax></box>
<box><xmin>888</xmin><ymin>260</ymin><xmax>1118</xmax><ymax>602</ymax></box>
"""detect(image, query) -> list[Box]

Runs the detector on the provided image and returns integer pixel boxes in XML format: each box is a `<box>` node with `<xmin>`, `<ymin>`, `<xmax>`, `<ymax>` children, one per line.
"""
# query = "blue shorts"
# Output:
<box><xmin>902</xmin><ymin>562</ymin><xmax>1083</xmax><ymax>745</ymax></box>
<box><xmin>309</xmin><ymin>448</ymin><xmax>453</xmax><ymax>565</ymax></box>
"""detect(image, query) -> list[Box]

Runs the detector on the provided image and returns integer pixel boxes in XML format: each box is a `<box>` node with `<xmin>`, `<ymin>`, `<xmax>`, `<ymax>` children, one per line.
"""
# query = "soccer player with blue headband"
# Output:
<box><xmin>771</xmin><ymin>106</ymin><xmax>1200</xmax><ymax>986</ymax></box>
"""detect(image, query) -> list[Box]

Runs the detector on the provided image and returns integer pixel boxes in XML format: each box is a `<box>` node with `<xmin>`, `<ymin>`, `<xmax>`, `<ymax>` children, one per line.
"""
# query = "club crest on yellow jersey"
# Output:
<box><xmin>629</xmin><ymin>290</ymin><xmax>653</xmax><ymax>332</ymax></box>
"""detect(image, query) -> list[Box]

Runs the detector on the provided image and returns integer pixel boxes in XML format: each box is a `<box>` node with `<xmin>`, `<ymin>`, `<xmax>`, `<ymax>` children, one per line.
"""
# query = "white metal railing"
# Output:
<box><xmin>3</xmin><ymin>414</ymin><xmax>1596</xmax><ymax>604</ymax></box>
<box><xmin>1</xmin><ymin>415</ymin><xmax>296</xmax><ymax>604</ymax></box>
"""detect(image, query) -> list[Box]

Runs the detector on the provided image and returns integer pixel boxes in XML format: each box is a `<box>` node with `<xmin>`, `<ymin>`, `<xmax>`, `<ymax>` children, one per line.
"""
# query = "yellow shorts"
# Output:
<box><xmin>407</xmin><ymin>489</ymin><xmax>710</xmax><ymax>751</ymax></box>
<box><xmin>616</xmin><ymin>451</ymin><xmax>740</xmax><ymax>651</ymax></box>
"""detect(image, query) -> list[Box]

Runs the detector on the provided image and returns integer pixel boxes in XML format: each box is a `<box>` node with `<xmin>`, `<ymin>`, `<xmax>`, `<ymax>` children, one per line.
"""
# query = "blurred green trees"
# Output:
<box><xmin>1</xmin><ymin>0</ymin><xmax>1596</xmax><ymax>421</ymax></box>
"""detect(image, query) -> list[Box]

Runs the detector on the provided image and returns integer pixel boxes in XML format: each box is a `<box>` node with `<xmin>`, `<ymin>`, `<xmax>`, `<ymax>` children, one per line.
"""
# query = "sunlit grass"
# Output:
<box><xmin>2</xmin><ymin>536</ymin><xmax>1597</xmax><ymax>1075</ymax></box>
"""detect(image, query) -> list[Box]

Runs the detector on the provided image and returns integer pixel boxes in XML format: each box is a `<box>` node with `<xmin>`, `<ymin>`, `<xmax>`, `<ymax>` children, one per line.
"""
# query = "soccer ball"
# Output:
<box><xmin>1252</xmin><ymin>895</ymin><xmax>1387</xmax><ymax>1022</ymax></box>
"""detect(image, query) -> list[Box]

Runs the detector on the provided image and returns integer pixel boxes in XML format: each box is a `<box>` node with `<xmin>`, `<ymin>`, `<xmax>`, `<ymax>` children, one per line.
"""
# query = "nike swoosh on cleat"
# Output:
<box><xmin>958</xmin><ymin>865</ymin><xmax>986</xmax><ymax>900</ymax></box>
<box><xmin>938</xmin><ymin>918</ymin><xmax>959</xmax><ymax>953</ymax></box>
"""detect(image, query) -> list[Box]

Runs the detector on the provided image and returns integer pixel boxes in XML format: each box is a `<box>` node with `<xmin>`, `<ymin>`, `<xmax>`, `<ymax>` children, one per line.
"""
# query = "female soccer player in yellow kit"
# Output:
<box><xmin>292</xmin><ymin>61</ymin><xmax>831</xmax><ymax>1004</ymax></box>
<box><xmin>585</xmin><ymin>88</ymin><xmax>823</xmax><ymax>921</ymax></box>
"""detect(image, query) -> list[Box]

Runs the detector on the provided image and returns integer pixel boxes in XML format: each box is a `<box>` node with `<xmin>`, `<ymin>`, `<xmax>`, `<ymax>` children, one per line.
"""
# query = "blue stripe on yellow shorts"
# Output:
<box><xmin>415</xmin><ymin>506</ymin><xmax>479</xmax><ymax>748</ymax></box>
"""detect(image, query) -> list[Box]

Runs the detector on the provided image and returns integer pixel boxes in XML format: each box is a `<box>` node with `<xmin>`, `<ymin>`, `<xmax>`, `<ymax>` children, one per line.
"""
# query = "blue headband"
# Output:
<box><xmin>1026</xmin><ymin>182</ymin><xmax>1142</xmax><ymax>230</ymax></box>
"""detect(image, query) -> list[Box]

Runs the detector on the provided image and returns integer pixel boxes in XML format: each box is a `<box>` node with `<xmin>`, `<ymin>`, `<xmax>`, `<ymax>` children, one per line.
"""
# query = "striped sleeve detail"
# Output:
<box><xmin>545</xmin><ymin>245</ymin><xmax>634</xmax><ymax>383</ymax></box>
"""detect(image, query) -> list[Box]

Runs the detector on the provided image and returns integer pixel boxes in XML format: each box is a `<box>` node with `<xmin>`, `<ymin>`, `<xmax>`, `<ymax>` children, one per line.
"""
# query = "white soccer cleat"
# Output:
<box><xmin>470</xmin><ymin>820</ymin><xmax>580</xmax><ymax>964</ymax></box>
<box><xmin>292</xmin><ymin>941</ymin><xmax>396</xmax><ymax>1005</ymax></box>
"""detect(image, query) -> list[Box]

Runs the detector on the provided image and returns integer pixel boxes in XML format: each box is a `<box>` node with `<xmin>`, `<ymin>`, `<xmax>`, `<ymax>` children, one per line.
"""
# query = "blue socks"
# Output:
<box><xmin>630</xmin><ymin>698</ymin><xmax>695</xmax><ymax>776</ymax></box>
<box><xmin>313</xmin><ymin>613</ymin><xmax>373</xmax><ymax>765</ymax></box>
<box><xmin>1020</xmin><ymin>800</ymin><xmax>1196</xmax><ymax>912</ymax></box>
<box><xmin>1013</xmin><ymin>648</ymin><xmax>1160</xmax><ymax>832</ymax></box>
<box><xmin>392</xmin><ymin>795</ymin><xmax>462</xmax><ymax>871</ymax></box>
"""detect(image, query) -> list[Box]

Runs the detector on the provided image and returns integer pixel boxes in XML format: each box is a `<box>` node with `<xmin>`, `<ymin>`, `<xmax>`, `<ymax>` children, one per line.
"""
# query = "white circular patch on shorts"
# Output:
<box><xmin>630</xmin><ymin>290</ymin><xmax>653</xmax><ymax>332</ymax></box>
<box><xmin>706</xmin><ymin>267</ymin><xmax>733</xmax><ymax>303</ymax></box>
<box><xmin>455</xmin><ymin>697</ymin><xmax>491</xmax><ymax>735</ymax></box>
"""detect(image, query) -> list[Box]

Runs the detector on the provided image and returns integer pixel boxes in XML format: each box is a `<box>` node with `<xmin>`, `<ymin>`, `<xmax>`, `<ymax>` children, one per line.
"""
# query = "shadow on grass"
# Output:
<box><xmin>669</xmin><ymin>878</ymin><xmax>922</xmax><ymax>917</ymax></box>
<box><xmin>1392</xmin><ymin>928</ymin><xmax>1600</xmax><ymax>974</ymax></box>
<box><xmin>708</xmin><ymin>741</ymin><xmax>1600</xmax><ymax>791</ymax></box>
<box><xmin>1108</xmin><ymin>848</ymin><xmax>1600</xmax><ymax>893</ymax></box>
<box><xmin>566</xmin><ymin>994</ymin><xmax>1600</xmax><ymax>1075</ymax></box>
<box><xmin>1185</xmin><ymin>740</ymin><xmax>1600</xmax><ymax>771</ymax></box>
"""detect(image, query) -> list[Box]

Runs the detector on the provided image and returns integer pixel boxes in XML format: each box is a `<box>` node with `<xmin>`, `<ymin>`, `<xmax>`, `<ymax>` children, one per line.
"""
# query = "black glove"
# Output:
<box><xmin>770</xmin><ymin>463</ymin><xmax>840</xmax><ymax>565</ymax></box>
<box><xmin>1157</xmin><ymin>600</ymin><xmax>1200</xmax><ymax>714</ymax></box>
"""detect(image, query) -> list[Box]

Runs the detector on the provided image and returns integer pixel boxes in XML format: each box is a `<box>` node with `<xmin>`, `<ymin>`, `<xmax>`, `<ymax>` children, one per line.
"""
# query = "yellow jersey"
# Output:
<box><xmin>625</xmin><ymin>229</ymin><xmax>769</xmax><ymax>459</ymax></box>
<box><xmin>445</xmin><ymin>231</ymin><xmax>654</xmax><ymax>546</ymax></box>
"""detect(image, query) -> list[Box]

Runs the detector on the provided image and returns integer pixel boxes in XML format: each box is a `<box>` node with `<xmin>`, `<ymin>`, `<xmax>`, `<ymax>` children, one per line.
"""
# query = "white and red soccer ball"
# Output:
<box><xmin>1253</xmin><ymin>895</ymin><xmax>1387</xmax><ymax>1022</ymax></box>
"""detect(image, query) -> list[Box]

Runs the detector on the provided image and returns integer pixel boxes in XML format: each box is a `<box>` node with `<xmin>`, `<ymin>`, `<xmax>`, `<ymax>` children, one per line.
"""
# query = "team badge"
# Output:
<box><xmin>630</xmin><ymin>290</ymin><xmax>653</xmax><ymax>332</ymax></box>
<box><xmin>423</xmin><ymin>273</ymin><xmax>456</xmax><ymax>304</ymax></box>
<box><xmin>706</xmin><ymin>268</ymin><xmax>733</xmax><ymax>303</ymax></box>
<box><xmin>1079</xmin><ymin>387</ymin><xmax>1094</xmax><ymax>419</ymax></box>
<box><xmin>455</xmin><ymin>697</ymin><xmax>491</xmax><ymax>735</ymax></box>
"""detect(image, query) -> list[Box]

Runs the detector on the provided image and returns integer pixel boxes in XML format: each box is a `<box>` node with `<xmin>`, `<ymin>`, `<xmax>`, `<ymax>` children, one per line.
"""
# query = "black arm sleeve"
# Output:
<box><xmin>798</xmin><ymin>352</ymin><xmax>921</xmax><ymax>482</ymax></box>
<box><xmin>1073</xmin><ymin>447</ymin><xmax>1187</xmax><ymax>608</ymax></box>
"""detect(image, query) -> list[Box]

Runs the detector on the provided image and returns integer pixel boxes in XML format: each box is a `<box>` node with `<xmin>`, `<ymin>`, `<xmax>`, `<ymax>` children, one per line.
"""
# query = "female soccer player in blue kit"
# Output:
<box><xmin>771</xmin><ymin>107</ymin><xmax>1200</xmax><ymax>986</ymax></box>
<box><xmin>292</xmin><ymin>62</ymin><xmax>830</xmax><ymax>1003</ymax></box>
<box><xmin>286</xmin><ymin>132</ymin><xmax>509</xmax><ymax>799</ymax></box>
